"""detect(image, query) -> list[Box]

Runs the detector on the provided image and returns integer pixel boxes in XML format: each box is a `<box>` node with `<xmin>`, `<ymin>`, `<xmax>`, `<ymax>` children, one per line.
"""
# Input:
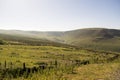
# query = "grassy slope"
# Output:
<box><xmin>0</xmin><ymin>32</ymin><xmax>72</xmax><ymax>48</ymax></box>
<box><xmin>63</xmin><ymin>28</ymin><xmax>120</xmax><ymax>52</ymax></box>
<box><xmin>0</xmin><ymin>28</ymin><xmax>120</xmax><ymax>52</ymax></box>
<box><xmin>0</xmin><ymin>45</ymin><xmax>120</xmax><ymax>80</ymax></box>
<box><xmin>1</xmin><ymin>28</ymin><xmax>120</xmax><ymax>79</ymax></box>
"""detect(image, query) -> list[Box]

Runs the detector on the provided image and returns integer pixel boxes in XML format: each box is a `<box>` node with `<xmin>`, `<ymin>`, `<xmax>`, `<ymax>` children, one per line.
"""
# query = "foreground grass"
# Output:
<box><xmin>0</xmin><ymin>45</ymin><xmax>120</xmax><ymax>80</ymax></box>
<box><xmin>10</xmin><ymin>63</ymin><xmax>120</xmax><ymax>80</ymax></box>
<box><xmin>71</xmin><ymin>63</ymin><xmax>120</xmax><ymax>80</ymax></box>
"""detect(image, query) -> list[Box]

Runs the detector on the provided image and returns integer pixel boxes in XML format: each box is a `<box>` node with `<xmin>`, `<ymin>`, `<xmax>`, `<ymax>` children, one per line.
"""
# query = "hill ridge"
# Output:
<box><xmin>0</xmin><ymin>28</ymin><xmax>120</xmax><ymax>52</ymax></box>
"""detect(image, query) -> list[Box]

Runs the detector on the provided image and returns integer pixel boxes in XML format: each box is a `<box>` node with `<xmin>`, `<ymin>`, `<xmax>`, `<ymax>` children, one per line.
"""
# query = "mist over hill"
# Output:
<box><xmin>0</xmin><ymin>28</ymin><xmax>120</xmax><ymax>52</ymax></box>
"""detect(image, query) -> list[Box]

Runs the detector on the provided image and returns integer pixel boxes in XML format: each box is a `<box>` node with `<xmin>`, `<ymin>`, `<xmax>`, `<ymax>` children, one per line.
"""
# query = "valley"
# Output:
<box><xmin>0</xmin><ymin>28</ymin><xmax>120</xmax><ymax>80</ymax></box>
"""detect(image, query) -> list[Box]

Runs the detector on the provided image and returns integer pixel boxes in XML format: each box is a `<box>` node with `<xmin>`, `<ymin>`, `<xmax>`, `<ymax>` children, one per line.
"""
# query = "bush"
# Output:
<box><xmin>0</xmin><ymin>39</ymin><xmax>5</xmax><ymax>45</ymax></box>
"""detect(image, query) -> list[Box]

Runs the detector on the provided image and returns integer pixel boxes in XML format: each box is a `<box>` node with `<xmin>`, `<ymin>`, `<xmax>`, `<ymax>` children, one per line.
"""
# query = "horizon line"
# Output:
<box><xmin>0</xmin><ymin>27</ymin><xmax>120</xmax><ymax>32</ymax></box>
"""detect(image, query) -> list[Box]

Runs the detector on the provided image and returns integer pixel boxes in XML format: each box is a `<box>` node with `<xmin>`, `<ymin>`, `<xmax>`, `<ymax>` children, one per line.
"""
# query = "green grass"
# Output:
<box><xmin>0</xmin><ymin>45</ymin><xmax>120</xmax><ymax>80</ymax></box>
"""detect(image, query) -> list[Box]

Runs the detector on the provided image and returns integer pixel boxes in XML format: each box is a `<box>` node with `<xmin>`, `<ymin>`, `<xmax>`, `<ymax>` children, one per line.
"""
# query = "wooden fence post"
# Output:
<box><xmin>23</xmin><ymin>62</ymin><xmax>26</xmax><ymax>70</ymax></box>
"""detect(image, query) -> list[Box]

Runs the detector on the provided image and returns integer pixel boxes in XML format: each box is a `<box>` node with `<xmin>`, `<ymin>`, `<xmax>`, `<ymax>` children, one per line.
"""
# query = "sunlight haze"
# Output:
<box><xmin>0</xmin><ymin>0</ymin><xmax>120</xmax><ymax>31</ymax></box>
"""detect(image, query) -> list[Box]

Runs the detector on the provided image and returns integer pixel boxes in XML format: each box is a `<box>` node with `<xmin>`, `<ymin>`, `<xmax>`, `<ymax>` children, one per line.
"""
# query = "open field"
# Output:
<box><xmin>0</xmin><ymin>45</ymin><xmax>120</xmax><ymax>80</ymax></box>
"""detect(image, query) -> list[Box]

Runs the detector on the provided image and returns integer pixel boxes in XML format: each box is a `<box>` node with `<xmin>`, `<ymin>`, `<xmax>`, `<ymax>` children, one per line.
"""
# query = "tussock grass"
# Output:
<box><xmin>0</xmin><ymin>45</ymin><xmax>120</xmax><ymax>80</ymax></box>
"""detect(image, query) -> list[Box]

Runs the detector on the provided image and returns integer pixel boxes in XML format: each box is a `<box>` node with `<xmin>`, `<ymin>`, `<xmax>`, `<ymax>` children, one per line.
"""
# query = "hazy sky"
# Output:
<box><xmin>0</xmin><ymin>0</ymin><xmax>120</xmax><ymax>31</ymax></box>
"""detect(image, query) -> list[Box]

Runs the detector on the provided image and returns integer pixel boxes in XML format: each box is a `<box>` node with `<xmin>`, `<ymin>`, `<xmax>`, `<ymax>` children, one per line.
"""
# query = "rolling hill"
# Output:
<box><xmin>0</xmin><ymin>28</ymin><xmax>120</xmax><ymax>52</ymax></box>
<box><xmin>0</xmin><ymin>30</ymin><xmax>71</xmax><ymax>47</ymax></box>
<box><xmin>0</xmin><ymin>28</ymin><xmax>120</xmax><ymax>80</ymax></box>
<box><xmin>62</xmin><ymin>28</ymin><xmax>120</xmax><ymax>52</ymax></box>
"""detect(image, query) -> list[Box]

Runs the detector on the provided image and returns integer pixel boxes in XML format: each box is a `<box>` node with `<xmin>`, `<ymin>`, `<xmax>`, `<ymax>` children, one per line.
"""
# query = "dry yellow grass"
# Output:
<box><xmin>65</xmin><ymin>63</ymin><xmax>120</xmax><ymax>80</ymax></box>
<box><xmin>0</xmin><ymin>45</ymin><xmax>120</xmax><ymax>80</ymax></box>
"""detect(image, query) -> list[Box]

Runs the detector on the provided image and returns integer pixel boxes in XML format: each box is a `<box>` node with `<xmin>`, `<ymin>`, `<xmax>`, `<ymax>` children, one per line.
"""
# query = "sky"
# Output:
<box><xmin>0</xmin><ymin>0</ymin><xmax>120</xmax><ymax>31</ymax></box>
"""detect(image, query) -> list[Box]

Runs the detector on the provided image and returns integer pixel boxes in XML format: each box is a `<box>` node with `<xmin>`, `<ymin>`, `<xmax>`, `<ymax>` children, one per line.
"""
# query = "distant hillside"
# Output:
<box><xmin>63</xmin><ymin>28</ymin><xmax>120</xmax><ymax>44</ymax></box>
<box><xmin>62</xmin><ymin>28</ymin><xmax>120</xmax><ymax>52</ymax></box>
<box><xmin>0</xmin><ymin>28</ymin><xmax>120</xmax><ymax>52</ymax></box>
<box><xmin>0</xmin><ymin>31</ymin><xmax>71</xmax><ymax>47</ymax></box>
